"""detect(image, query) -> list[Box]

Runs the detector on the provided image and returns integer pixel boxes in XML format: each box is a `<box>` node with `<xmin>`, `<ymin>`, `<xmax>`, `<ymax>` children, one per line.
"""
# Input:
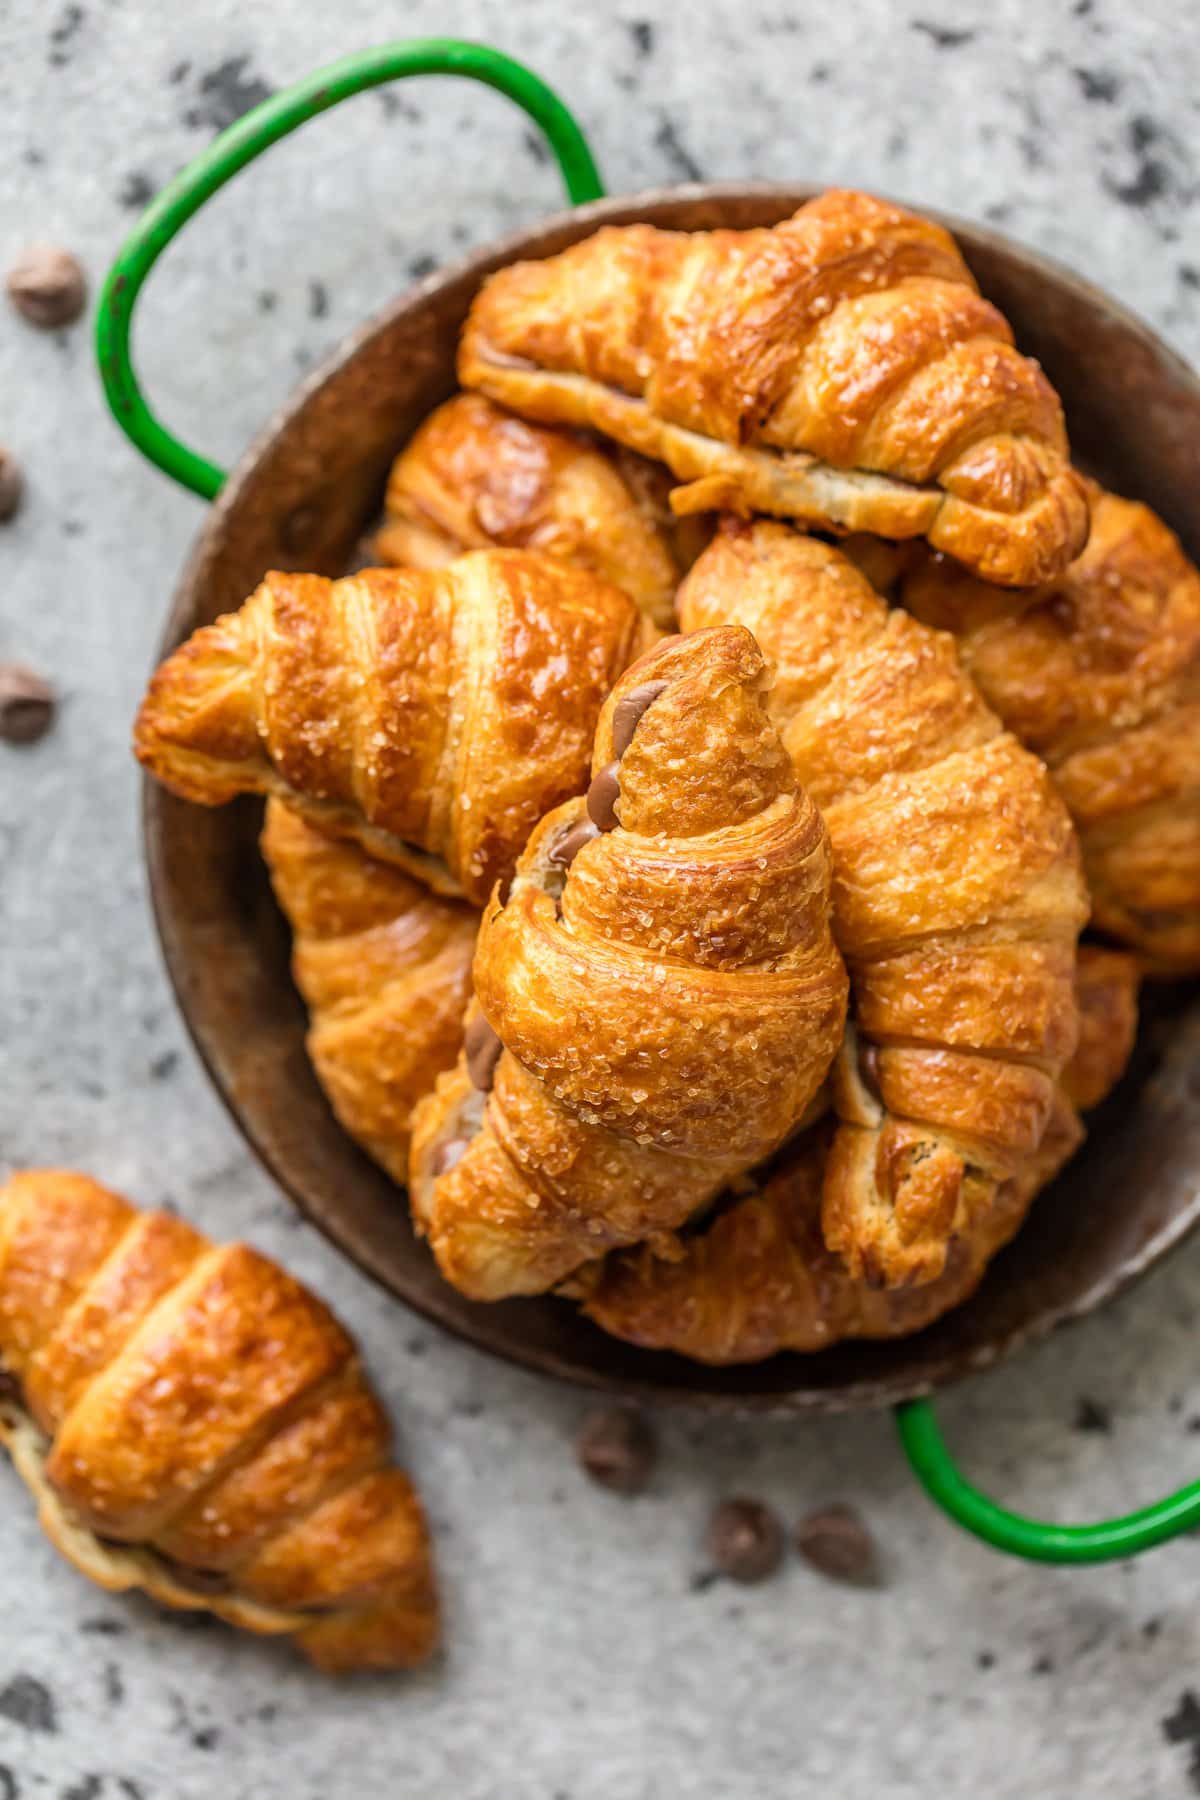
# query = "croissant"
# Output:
<box><xmin>260</xmin><ymin>799</ymin><xmax>477</xmax><ymax>1183</ymax></box>
<box><xmin>372</xmin><ymin>392</ymin><xmax>701</xmax><ymax>630</ymax></box>
<box><xmin>897</xmin><ymin>484</ymin><xmax>1200</xmax><ymax>974</ymax></box>
<box><xmin>459</xmin><ymin>188</ymin><xmax>1089</xmax><ymax>587</ymax></box>
<box><xmin>581</xmin><ymin>945</ymin><xmax>1138</xmax><ymax>1362</ymax></box>
<box><xmin>0</xmin><ymin>1171</ymin><xmax>438</xmax><ymax>1673</ymax></box>
<box><xmin>677</xmin><ymin>521</ymin><xmax>1088</xmax><ymax>1288</ymax></box>
<box><xmin>134</xmin><ymin>550</ymin><xmax>640</xmax><ymax>906</ymax></box>
<box><xmin>407</xmin><ymin>625</ymin><xmax>849</xmax><ymax>1300</ymax></box>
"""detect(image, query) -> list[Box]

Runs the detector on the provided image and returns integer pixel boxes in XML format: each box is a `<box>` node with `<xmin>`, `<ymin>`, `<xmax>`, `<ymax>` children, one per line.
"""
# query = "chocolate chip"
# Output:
<box><xmin>707</xmin><ymin>1497</ymin><xmax>785</xmax><ymax>1583</ymax></box>
<box><xmin>586</xmin><ymin>761</ymin><xmax>621</xmax><ymax>832</ymax></box>
<box><xmin>464</xmin><ymin>1013</ymin><xmax>502</xmax><ymax>1092</ymax></box>
<box><xmin>548</xmin><ymin>817</ymin><xmax>600</xmax><ymax>870</ymax></box>
<box><xmin>0</xmin><ymin>449</ymin><xmax>23</xmax><ymax>523</ymax></box>
<box><xmin>0</xmin><ymin>662</ymin><xmax>56</xmax><ymax>744</ymax></box>
<box><xmin>432</xmin><ymin>1137</ymin><xmax>469</xmax><ymax>1177</ymax></box>
<box><xmin>795</xmin><ymin>1504</ymin><xmax>880</xmax><ymax>1584</ymax></box>
<box><xmin>6</xmin><ymin>245</ymin><xmax>87</xmax><ymax>329</ymax></box>
<box><xmin>576</xmin><ymin>1406</ymin><xmax>656</xmax><ymax>1494</ymax></box>
<box><xmin>611</xmin><ymin>678</ymin><xmax>669</xmax><ymax>759</ymax></box>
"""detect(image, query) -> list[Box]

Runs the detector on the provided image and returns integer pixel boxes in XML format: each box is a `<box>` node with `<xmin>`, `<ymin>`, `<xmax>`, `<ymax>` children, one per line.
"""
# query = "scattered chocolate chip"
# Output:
<box><xmin>0</xmin><ymin>662</ymin><xmax>56</xmax><ymax>744</ymax></box>
<box><xmin>576</xmin><ymin>1406</ymin><xmax>656</xmax><ymax>1494</ymax></box>
<box><xmin>0</xmin><ymin>448</ymin><xmax>23</xmax><ymax>522</ymax></box>
<box><xmin>6</xmin><ymin>244</ymin><xmax>87</xmax><ymax>329</ymax></box>
<box><xmin>611</xmin><ymin>678</ymin><xmax>669</xmax><ymax>759</ymax></box>
<box><xmin>464</xmin><ymin>1013</ymin><xmax>502</xmax><ymax>1092</ymax></box>
<box><xmin>795</xmin><ymin>1503</ymin><xmax>880</xmax><ymax>1584</ymax></box>
<box><xmin>586</xmin><ymin>760</ymin><xmax>621</xmax><ymax>832</ymax></box>
<box><xmin>432</xmin><ymin>1137</ymin><xmax>469</xmax><ymax>1177</ymax></box>
<box><xmin>707</xmin><ymin>1497</ymin><xmax>785</xmax><ymax>1583</ymax></box>
<box><xmin>548</xmin><ymin>817</ymin><xmax>600</xmax><ymax>870</ymax></box>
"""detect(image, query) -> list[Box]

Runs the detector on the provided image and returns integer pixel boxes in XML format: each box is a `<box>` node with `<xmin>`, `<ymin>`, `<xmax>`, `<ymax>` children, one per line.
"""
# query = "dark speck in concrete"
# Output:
<box><xmin>1143</xmin><ymin>1616</ymin><xmax>1163</xmax><ymax>1640</ymax></box>
<box><xmin>61</xmin><ymin>1778</ymin><xmax>102</xmax><ymax>1800</ymax></box>
<box><xmin>0</xmin><ymin>1676</ymin><xmax>57</xmax><ymax>1735</ymax></box>
<box><xmin>1187</xmin><ymin>1410</ymin><xmax>1200</xmax><ymax>1428</ymax></box>
<box><xmin>257</xmin><ymin>290</ymin><xmax>278</xmax><ymax>314</ymax></box>
<box><xmin>1104</xmin><ymin>114</ymin><xmax>1172</xmax><ymax>208</ymax></box>
<box><xmin>376</xmin><ymin>90</ymin><xmax>420</xmax><ymax>121</ymax></box>
<box><xmin>79</xmin><ymin>1618</ymin><xmax>125</xmax><ymax>1637</ymax></box>
<box><xmin>308</xmin><ymin>280</ymin><xmax>328</xmax><ymax>320</ymax></box>
<box><xmin>103</xmin><ymin>1662</ymin><xmax>124</xmax><ymax>1708</ymax></box>
<box><xmin>408</xmin><ymin>255</ymin><xmax>437</xmax><ymax>281</ymax></box>
<box><xmin>168</xmin><ymin>1690</ymin><xmax>220</xmax><ymax>1752</ymax></box>
<box><xmin>810</xmin><ymin>63</ymin><xmax>830</xmax><ymax>82</ymax></box>
<box><xmin>976</xmin><ymin>1650</ymin><xmax>996</xmax><ymax>1671</ymax></box>
<box><xmin>689</xmin><ymin>1569</ymin><xmax>719</xmax><ymax>1593</ymax></box>
<box><xmin>168</xmin><ymin>58</ymin><xmax>191</xmax><ymax>84</ymax></box>
<box><xmin>1031</xmin><ymin>1653</ymin><xmax>1054</xmax><ymax>1675</ymax></box>
<box><xmin>1163</xmin><ymin>1691</ymin><xmax>1200</xmax><ymax>1793</ymax></box>
<box><xmin>1073</xmin><ymin>1396</ymin><xmax>1112</xmax><ymax>1433</ymax></box>
<box><xmin>62</xmin><ymin>519</ymin><xmax>85</xmax><ymax>537</ymax></box>
<box><xmin>185</xmin><ymin>56</ymin><xmax>276</xmax><ymax>134</ymax></box>
<box><xmin>0</xmin><ymin>1768</ymin><xmax>16</xmax><ymax>1800</ymax></box>
<box><xmin>1073</xmin><ymin>66</ymin><xmax>1120</xmax><ymax>102</ymax></box>
<box><xmin>912</xmin><ymin>20</ymin><xmax>975</xmax><ymax>47</ymax></box>
<box><xmin>23</xmin><ymin>147</ymin><xmax>45</xmax><ymax>167</ymax></box>
<box><xmin>117</xmin><ymin>1783</ymin><xmax>145</xmax><ymax>1800</ymax></box>
<box><xmin>522</xmin><ymin>130</ymin><xmax>549</xmax><ymax>166</ymax></box>
<box><xmin>406</xmin><ymin>1335</ymin><xmax>427</xmax><ymax>1356</ymax></box>
<box><xmin>628</xmin><ymin>20</ymin><xmax>655</xmax><ymax>55</ymax></box>
<box><xmin>654</xmin><ymin>115</ymin><xmax>704</xmax><ymax>182</ymax></box>
<box><xmin>48</xmin><ymin>3</ymin><xmax>84</xmax><ymax>67</ymax></box>
<box><xmin>117</xmin><ymin>171</ymin><xmax>156</xmax><ymax>211</ymax></box>
<box><xmin>149</xmin><ymin>1050</ymin><xmax>179</xmax><ymax>1082</ymax></box>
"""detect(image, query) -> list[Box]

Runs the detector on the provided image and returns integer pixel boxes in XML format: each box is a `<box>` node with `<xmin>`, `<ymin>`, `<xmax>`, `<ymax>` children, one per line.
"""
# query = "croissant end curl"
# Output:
<box><xmin>0</xmin><ymin>1171</ymin><xmax>438</xmax><ymax>1674</ymax></box>
<box><xmin>459</xmin><ymin>189</ymin><xmax>1089</xmax><ymax>587</ymax></box>
<box><xmin>134</xmin><ymin>549</ymin><xmax>640</xmax><ymax>906</ymax></box>
<box><xmin>408</xmin><ymin>625</ymin><xmax>849</xmax><ymax>1301</ymax></box>
<box><xmin>678</xmin><ymin>522</ymin><xmax>1088</xmax><ymax>1289</ymax></box>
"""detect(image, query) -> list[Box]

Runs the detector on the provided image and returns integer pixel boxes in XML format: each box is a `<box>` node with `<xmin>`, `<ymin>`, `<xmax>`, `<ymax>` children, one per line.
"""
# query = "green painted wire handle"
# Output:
<box><xmin>96</xmin><ymin>34</ymin><xmax>1199</xmax><ymax>1565</ymax></box>
<box><xmin>897</xmin><ymin>1399</ymin><xmax>1200</xmax><ymax>1561</ymax></box>
<box><xmin>95</xmin><ymin>39</ymin><xmax>604</xmax><ymax>499</ymax></box>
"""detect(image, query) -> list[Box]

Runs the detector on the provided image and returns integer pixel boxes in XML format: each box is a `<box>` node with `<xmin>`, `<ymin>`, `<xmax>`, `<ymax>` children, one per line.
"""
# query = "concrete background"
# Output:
<box><xmin>1</xmin><ymin>0</ymin><xmax>1198</xmax><ymax>1794</ymax></box>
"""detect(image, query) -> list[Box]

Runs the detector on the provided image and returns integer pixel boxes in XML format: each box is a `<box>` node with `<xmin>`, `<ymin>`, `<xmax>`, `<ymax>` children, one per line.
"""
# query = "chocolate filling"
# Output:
<box><xmin>858</xmin><ymin>1042</ymin><xmax>883</xmax><ymax>1104</ymax></box>
<box><xmin>586</xmin><ymin>761</ymin><xmax>621</xmax><ymax>832</ymax></box>
<box><xmin>0</xmin><ymin>1367</ymin><xmax>22</xmax><ymax>1407</ymax></box>
<box><xmin>433</xmin><ymin>1137</ymin><xmax>469</xmax><ymax>1177</ymax></box>
<box><xmin>549</xmin><ymin>817</ymin><xmax>600</xmax><ymax>871</ymax></box>
<box><xmin>611</xmin><ymin>679</ymin><xmax>669</xmax><ymax>759</ymax></box>
<box><xmin>465</xmin><ymin>1013</ymin><xmax>503</xmax><ymax>1092</ymax></box>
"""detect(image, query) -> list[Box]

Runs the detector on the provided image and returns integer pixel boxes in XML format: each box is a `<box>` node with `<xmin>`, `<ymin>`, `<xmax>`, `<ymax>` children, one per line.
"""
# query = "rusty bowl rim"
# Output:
<box><xmin>145</xmin><ymin>181</ymin><xmax>1200</xmax><ymax>1413</ymax></box>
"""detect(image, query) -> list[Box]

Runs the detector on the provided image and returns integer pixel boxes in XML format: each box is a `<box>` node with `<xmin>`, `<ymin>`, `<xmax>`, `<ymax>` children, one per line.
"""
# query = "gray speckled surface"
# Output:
<box><xmin>1</xmin><ymin>1</ymin><xmax>1199</xmax><ymax>1795</ymax></box>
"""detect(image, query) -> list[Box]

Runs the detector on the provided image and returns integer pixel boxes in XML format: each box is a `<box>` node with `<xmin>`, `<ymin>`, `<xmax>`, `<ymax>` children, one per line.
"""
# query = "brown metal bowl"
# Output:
<box><xmin>145</xmin><ymin>184</ymin><xmax>1200</xmax><ymax>1412</ymax></box>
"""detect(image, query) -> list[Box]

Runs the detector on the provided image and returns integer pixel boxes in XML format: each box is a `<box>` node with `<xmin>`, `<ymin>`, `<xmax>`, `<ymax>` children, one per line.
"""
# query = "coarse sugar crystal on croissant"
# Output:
<box><xmin>459</xmin><ymin>188</ymin><xmax>1089</xmax><ymax>587</ymax></box>
<box><xmin>260</xmin><ymin>799</ymin><xmax>477</xmax><ymax>1184</ymax></box>
<box><xmin>0</xmin><ymin>1170</ymin><xmax>438</xmax><ymax>1674</ymax></box>
<box><xmin>373</xmin><ymin>392</ymin><xmax>705</xmax><ymax>630</ymax></box>
<box><xmin>134</xmin><ymin>549</ymin><xmax>640</xmax><ymax>907</ymax></box>
<box><xmin>407</xmin><ymin>625</ymin><xmax>849</xmax><ymax>1301</ymax></box>
<box><xmin>579</xmin><ymin>944</ymin><xmax>1138</xmax><ymax>1363</ymax></box>
<box><xmin>677</xmin><ymin>520</ymin><xmax>1089</xmax><ymax>1289</ymax></box>
<box><xmin>894</xmin><ymin>484</ymin><xmax>1200</xmax><ymax>975</ymax></box>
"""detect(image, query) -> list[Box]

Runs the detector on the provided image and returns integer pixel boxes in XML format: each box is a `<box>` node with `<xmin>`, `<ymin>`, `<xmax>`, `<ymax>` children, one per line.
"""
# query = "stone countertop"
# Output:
<box><xmin>1</xmin><ymin>1</ymin><xmax>1198</xmax><ymax>1795</ymax></box>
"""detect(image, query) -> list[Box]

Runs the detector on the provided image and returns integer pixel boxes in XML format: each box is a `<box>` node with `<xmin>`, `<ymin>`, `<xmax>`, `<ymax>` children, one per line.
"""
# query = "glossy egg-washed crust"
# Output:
<box><xmin>897</xmin><ymin>484</ymin><xmax>1200</xmax><ymax>974</ymax></box>
<box><xmin>0</xmin><ymin>1172</ymin><xmax>437</xmax><ymax>1674</ymax></box>
<box><xmin>677</xmin><ymin>522</ymin><xmax>1089</xmax><ymax>1289</ymax></box>
<box><xmin>260</xmin><ymin>800</ymin><xmax>478</xmax><ymax>1185</ymax></box>
<box><xmin>408</xmin><ymin>626</ymin><xmax>849</xmax><ymax>1301</ymax></box>
<box><xmin>459</xmin><ymin>189</ymin><xmax>1089</xmax><ymax>587</ymax></box>
<box><xmin>373</xmin><ymin>393</ymin><xmax>703</xmax><ymax>631</ymax></box>
<box><xmin>579</xmin><ymin>945</ymin><xmax>1139</xmax><ymax>1362</ymax></box>
<box><xmin>134</xmin><ymin>549</ymin><xmax>640</xmax><ymax>907</ymax></box>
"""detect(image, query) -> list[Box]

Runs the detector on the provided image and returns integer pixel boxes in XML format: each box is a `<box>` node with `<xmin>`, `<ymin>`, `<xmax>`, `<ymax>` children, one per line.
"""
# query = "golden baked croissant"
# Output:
<box><xmin>677</xmin><ymin>520</ymin><xmax>1089</xmax><ymax>1288</ymax></box>
<box><xmin>134</xmin><ymin>550</ymin><xmax>640</xmax><ymax>906</ymax></box>
<box><xmin>0</xmin><ymin>1171</ymin><xmax>438</xmax><ymax>1674</ymax></box>
<box><xmin>408</xmin><ymin>625</ymin><xmax>849</xmax><ymax>1300</ymax></box>
<box><xmin>459</xmin><ymin>188</ymin><xmax>1089</xmax><ymax>587</ymax></box>
<box><xmin>897</xmin><ymin>485</ymin><xmax>1200</xmax><ymax>974</ymax></box>
<box><xmin>260</xmin><ymin>799</ymin><xmax>477</xmax><ymax>1183</ymax></box>
<box><xmin>581</xmin><ymin>945</ymin><xmax>1138</xmax><ymax>1362</ymax></box>
<box><xmin>373</xmin><ymin>392</ymin><xmax>700</xmax><ymax>630</ymax></box>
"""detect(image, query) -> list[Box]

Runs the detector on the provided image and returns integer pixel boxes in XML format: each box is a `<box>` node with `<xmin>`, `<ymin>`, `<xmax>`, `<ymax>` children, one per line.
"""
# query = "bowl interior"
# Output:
<box><xmin>145</xmin><ymin>185</ymin><xmax>1200</xmax><ymax>1412</ymax></box>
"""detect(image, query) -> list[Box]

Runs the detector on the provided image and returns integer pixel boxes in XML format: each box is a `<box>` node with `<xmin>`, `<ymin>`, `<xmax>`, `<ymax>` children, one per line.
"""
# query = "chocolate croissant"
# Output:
<box><xmin>135</xmin><ymin>550</ymin><xmax>640</xmax><ymax>906</ymax></box>
<box><xmin>408</xmin><ymin>626</ymin><xmax>849</xmax><ymax>1300</ymax></box>
<box><xmin>373</xmin><ymin>393</ymin><xmax>698</xmax><ymax>630</ymax></box>
<box><xmin>898</xmin><ymin>485</ymin><xmax>1200</xmax><ymax>974</ymax></box>
<box><xmin>677</xmin><ymin>521</ymin><xmax>1088</xmax><ymax>1288</ymax></box>
<box><xmin>459</xmin><ymin>189</ymin><xmax>1089</xmax><ymax>587</ymax></box>
<box><xmin>581</xmin><ymin>945</ymin><xmax>1138</xmax><ymax>1362</ymax></box>
<box><xmin>0</xmin><ymin>1171</ymin><xmax>438</xmax><ymax>1673</ymax></box>
<box><xmin>260</xmin><ymin>800</ymin><xmax>477</xmax><ymax>1183</ymax></box>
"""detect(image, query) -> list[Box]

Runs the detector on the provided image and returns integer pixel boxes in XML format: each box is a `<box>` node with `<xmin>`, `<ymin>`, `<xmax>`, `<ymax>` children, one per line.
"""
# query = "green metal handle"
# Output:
<box><xmin>95</xmin><ymin>39</ymin><xmax>604</xmax><ymax>500</ymax></box>
<box><xmin>897</xmin><ymin>1397</ymin><xmax>1200</xmax><ymax>1562</ymax></box>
